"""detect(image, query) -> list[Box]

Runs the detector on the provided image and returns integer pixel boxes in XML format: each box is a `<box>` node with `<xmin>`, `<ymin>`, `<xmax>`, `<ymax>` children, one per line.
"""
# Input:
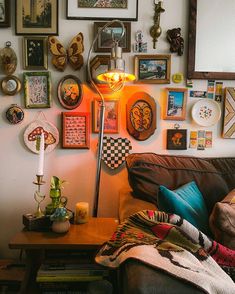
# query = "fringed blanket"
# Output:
<box><xmin>96</xmin><ymin>210</ymin><xmax>235</xmax><ymax>294</ymax></box>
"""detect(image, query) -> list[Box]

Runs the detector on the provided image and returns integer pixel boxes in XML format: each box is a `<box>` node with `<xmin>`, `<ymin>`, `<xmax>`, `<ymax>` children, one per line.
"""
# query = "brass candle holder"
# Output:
<box><xmin>33</xmin><ymin>175</ymin><xmax>46</xmax><ymax>217</ymax></box>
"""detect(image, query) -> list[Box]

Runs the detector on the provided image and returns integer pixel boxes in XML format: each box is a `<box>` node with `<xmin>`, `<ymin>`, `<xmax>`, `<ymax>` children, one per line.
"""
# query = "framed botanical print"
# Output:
<box><xmin>23</xmin><ymin>37</ymin><xmax>48</xmax><ymax>70</ymax></box>
<box><xmin>94</xmin><ymin>22</ymin><xmax>131</xmax><ymax>52</ymax></box>
<box><xmin>23</xmin><ymin>72</ymin><xmax>51</xmax><ymax>108</ymax></box>
<box><xmin>57</xmin><ymin>75</ymin><xmax>83</xmax><ymax>110</ymax></box>
<box><xmin>126</xmin><ymin>92</ymin><xmax>156</xmax><ymax>141</ymax></box>
<box><xmin>0</xmin><ymin>0</ymin><xmax>10</xmax><ymax>27</ymax></box>
<box><xmin>92</xmin><ymin>98</ymin><xmax>119</xmax><ymax>133</ymax></box>
<box><xmin>62</xmin><ymin>112</ymin><xmax>90</xmax><ymax>149</ymax></box>
<box><xmin>163</xmin><ymin>88</ymin><xmax>187</xmax><ymax>120</ymax></box>
<box><xmin>134</xmin><ymin>54</ymin><xmax>171</xmax><ymax>84</ymax></box>
<box><xmin>16</xmin><ymin>0</ymin><xmax>58</xmax><ymax>35</ymax></box>
<box><xmin>166</xmin><ymin>129</ymin><xmax>187</xmax><ymax>150</ymax></box>
<box><xmin>66</xmin><ymin>0</ymin><xmax>138</xmax><ymax>21</ymax></box>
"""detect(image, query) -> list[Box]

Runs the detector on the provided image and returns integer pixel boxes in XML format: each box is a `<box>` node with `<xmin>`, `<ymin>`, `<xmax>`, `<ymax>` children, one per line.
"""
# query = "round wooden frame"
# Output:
<box><xmin>0</xmin><ymin>75</ymin><xmax>21</xmax><ymax>96</ymax></box>
<box><xmin>57</xmin><ymin>75</ymin><xmax>83</xmax><ymax>110</ymax></box>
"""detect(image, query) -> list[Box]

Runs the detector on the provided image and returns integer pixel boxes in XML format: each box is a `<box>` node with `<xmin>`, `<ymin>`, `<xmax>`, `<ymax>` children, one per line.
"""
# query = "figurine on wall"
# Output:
<box><xmin>134</xmin><ymin>30</ymin><xmax>147</xmax><ymax>53</ymax></box>
<box><xmin>166</xmin><ymin>28</ymin><xmax>184</xmax><ymax>56</ymax></box>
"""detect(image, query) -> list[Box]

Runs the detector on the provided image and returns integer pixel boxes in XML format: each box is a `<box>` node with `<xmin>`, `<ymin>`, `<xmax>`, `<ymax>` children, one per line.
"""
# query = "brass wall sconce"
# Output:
<box><xmin>150</xmin><ymin>1</ymin><xmax>165</xmax><ymax>49</ymax></box>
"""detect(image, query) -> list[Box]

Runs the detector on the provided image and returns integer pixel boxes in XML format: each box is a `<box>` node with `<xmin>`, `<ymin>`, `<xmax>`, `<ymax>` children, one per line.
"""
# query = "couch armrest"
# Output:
<box><xmin>209</xmin><ymin>189</ymin><xmax>235</xmax><ymax>249</ymax></box>
<box><xmin>119</xmin><ymin>188</ymin><xmax>157</xmax><ymax>222</ymax></box>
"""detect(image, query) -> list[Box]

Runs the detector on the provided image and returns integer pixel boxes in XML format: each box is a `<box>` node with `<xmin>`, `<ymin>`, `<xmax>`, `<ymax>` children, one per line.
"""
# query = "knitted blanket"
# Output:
<box><xmin>95</xmin><ymin>210</ymin><xmax>235</xmax><ymax>294</ymax></box>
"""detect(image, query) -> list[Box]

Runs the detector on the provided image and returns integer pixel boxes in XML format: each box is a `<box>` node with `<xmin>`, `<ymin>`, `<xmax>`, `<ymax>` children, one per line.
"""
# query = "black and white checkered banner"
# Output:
<box><xmin>102</xmin><ymin>136</ymin><xmax>132</xmax><ymax>170</ymax></box>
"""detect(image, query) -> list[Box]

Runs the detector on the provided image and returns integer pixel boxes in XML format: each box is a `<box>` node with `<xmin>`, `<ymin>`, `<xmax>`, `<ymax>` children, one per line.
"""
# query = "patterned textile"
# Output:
<box><xmin>101</xmin><ymin>136</ymin><xmax>132</xmax><ymax>170</ymax></box>
<box><xmin>96</xmin><ymin>210</ymin><xmax>235</xmax><ymax>294</ymax></box>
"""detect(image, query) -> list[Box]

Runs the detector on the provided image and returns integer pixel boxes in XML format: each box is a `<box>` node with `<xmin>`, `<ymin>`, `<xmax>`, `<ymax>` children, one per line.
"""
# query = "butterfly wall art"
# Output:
<box><xmin>48</xmin><ymin>33</ymin><xmax>84</xmax><ymax>71</ymax></box>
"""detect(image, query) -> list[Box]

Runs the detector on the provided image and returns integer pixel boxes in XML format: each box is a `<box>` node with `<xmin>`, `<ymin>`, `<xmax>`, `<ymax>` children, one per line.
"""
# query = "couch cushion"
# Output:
<box><xmin>158</xmin><ymin>181</ymin><xmax>210</xmax><ymax>234</ymax></box>
<box><xmin>126</xmin><ymin>153</ymin><xmax>230</xmax><ymax>214</ymax></box>
<box><xmin>209</xmin><ymin>189</ymin><xmax>235</xmax><ymax>249</ymax></box>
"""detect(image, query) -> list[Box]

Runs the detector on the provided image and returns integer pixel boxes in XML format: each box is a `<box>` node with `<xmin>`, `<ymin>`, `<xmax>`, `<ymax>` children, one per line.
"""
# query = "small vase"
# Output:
<box><xmin>51</xmin><ymin>219</ymin><xmax>70</xmax><ymax>233</ymax></box>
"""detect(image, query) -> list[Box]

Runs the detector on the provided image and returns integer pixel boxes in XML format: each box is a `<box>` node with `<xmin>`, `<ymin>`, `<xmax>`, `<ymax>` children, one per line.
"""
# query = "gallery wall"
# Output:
<box><xmin>1</xmin><ymin>0</ymin><xmax>235</xmax><ymax>258</ymax></box>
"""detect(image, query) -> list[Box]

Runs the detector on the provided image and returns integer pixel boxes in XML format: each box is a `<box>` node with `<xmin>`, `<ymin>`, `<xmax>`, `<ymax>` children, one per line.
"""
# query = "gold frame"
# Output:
<box><xmin>134</xmin><ymin>54</ymin><xmax>171</xmax><ymax>84</ymax></box>
<box><xmin>0</xmin><ymin>75</ymin><xmax>22</xmax><ymax>96</ymax></box>
<box><xmin>163</xmin><ymin>88</ymin><xmax>187</xmax><ymax>121</ymax></box>
<box><xmin>23</xmin><ymin>37</ymin><xmax>48</xmax><ymax>70</ymax></box>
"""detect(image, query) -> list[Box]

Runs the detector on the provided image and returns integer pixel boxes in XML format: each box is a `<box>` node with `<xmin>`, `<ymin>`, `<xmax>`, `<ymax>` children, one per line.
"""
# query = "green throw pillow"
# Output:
<box><xmin>158</xmin><ymin>181</ymin><xmax>210</xmax><ymax>234</ymax></box>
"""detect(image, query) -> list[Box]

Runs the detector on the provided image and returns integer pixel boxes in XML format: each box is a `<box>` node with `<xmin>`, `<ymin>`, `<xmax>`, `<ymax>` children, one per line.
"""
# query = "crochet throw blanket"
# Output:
<box><xmin>95</xmin><ymin>210</ymin><xmax>235</xmax><ymax>294</ymax></box>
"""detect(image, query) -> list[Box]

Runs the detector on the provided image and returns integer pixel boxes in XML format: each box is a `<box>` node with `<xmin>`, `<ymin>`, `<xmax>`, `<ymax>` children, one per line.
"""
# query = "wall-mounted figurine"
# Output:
<box><xmin>149</xmin><ymin>1</ymin><xmax>165</xmax><ymax>49</ymax></box>
<box><xmin>166</xmin><ymin>28</ymin><xmax>184</xmax><ymax>56</ymax></box>
<box><xmin>134</xmin><ymin>30</ymin><xmax>147</xmax><ymax>53</ymax></box>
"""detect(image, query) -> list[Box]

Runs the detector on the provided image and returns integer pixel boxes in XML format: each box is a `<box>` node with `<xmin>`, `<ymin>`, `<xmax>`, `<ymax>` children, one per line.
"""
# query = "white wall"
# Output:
<box><xmin>1</xmin><ymin>0</ymin><xmax>235</xmax><ymax>258</ymax></box>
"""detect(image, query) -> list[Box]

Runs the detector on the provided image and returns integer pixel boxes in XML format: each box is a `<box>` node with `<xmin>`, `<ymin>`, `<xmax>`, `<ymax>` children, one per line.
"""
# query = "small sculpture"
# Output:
<box><xmin>166</xmin><ymin>28</ymin><xmax>184</xmax><ymax>56</ymax></box>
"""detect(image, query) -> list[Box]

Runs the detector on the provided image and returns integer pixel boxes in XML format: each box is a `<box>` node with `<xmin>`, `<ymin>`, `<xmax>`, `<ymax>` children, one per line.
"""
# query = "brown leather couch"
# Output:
<box><xmin>118</xmin><ymin>153</ymin><xmax>235</xmax><ymax>294</ymax></box>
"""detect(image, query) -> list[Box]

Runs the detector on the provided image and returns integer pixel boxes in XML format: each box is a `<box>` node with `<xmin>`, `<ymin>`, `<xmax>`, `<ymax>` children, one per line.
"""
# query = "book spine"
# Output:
<box><xmin>36</xmin><ymin>275</ymin><xmax>104</xmax><ymax>282</ymax></box>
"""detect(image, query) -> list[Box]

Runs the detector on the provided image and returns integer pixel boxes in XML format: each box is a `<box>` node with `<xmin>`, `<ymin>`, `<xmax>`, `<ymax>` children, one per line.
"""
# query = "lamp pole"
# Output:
<box><xmin>87</xmin><ymin>20</ymin><xmax>125</xmax><ymax>217</ymax></box>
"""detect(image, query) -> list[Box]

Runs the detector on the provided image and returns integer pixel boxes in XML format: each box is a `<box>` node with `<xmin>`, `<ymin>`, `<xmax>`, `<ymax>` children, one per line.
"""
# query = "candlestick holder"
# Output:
<box><xmin>33</xmin><ymin>175</ymin><xmax>46</xmax><ymax>217</ymax></box>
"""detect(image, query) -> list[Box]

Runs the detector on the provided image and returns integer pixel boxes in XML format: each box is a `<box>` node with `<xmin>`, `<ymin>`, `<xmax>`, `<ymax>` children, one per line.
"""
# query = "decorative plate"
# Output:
<box><xmin>191</xmin><ymin>99</ymin><xmax>221</xmax><ymax>127</ymax></box>
<box><xmin>6</xmin><ymin>104</ymin><xmax>24</xmax><ymax>124</ymax></box>
<box><xmin>24</xmin><ymin>120</ymin><xmax>59</xmax><ymax>154</ymax></box>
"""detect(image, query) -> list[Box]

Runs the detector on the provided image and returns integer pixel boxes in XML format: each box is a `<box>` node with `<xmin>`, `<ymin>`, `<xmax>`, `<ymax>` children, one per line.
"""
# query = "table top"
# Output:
<box><xmin>9</xmin><ymin>218</ymin><xmax>119</xmax><ymax>250</ymax></box>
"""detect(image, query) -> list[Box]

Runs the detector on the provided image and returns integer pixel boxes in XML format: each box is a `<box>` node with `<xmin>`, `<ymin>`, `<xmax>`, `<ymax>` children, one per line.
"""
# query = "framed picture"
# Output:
<box><xmin>94</xmin><ymin>22</ymin><xmax>131</xmax><ymax>52</ymax></box>
<box><xmin>92</xmin><ymin>98</ymin><xmax>119</xmax><ymax>133</ymax></box>
<box><xmin>222</xmin><ymin>87</ymin><xmax>235</xmax><ymax>138</ymax></box>
<box><xmin>57</xmin><ymin>75</ymin><xmax>83</xmax><ymax>110</ymax></box>
<box><xmin>0</xmin><ymin>75</ymin><xmax>22</xmax><ymax>96</ymax></box>
<box><xmin>0</xmin><ymin>0</ymin><xmax>10</xmax><ymax>27</ymax></box>
<box><xmin>62</xmin><ymin>112</ymin><xmax>90</xmax><ymax>149</ymax></box>
<box><xmin>163</xmin><ymin>88</ymin><xmax>187</xmax><ymax>120</ymax></box>
<box><xmin>16</xmin><ymin>0</ymin><xmax>58</xmax><ymax>35</ymax></box>
<box><xmin>134</xmin><ymin>54</ymin><xmax>171</xmax><ymax>84</ymax></box>
<box><xmin>23</xmin><ymin>37</ymin><xmax>48</xmax><ymax>70</ymax></box>
<box><xmin>23</xmin><ymin>72</ymin><xmax>51</xmax><ymax>108</ymax></box>
<box><xmin>166</xmin><ymin>129</ymin><xmax>187</xmax><ymax>150</ymax></box>
<box><xmin>66</xmin><ymin>0</ymin><xmax>138</xmax><ymax>21</ymax></box>
<box><xmin>126</xmin><ymin>92</ymin><xmax>157</xmax><ymax>141</ymax></box>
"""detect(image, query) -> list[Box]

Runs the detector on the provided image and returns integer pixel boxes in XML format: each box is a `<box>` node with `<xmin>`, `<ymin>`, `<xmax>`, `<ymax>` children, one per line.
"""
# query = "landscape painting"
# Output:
<box><xmin>77</xmin><ymin>0</ymin><xmax>127</xmax><ymax>8</ymax></box>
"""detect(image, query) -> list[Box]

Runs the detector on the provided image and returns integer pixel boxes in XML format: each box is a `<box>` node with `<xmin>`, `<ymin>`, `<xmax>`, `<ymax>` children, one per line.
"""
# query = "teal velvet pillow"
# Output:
<box><xmin>158</xmin><ymin>181</ymin><xmax>210</xmax><ymax>234</ymax></box>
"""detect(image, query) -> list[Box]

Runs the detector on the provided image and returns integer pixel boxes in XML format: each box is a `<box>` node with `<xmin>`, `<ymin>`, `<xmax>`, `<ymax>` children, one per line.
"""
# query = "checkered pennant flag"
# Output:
<box><xmin>102</xmin><ymin>136</ymin><xmax>132</xmax><ymax>170</ymax></box>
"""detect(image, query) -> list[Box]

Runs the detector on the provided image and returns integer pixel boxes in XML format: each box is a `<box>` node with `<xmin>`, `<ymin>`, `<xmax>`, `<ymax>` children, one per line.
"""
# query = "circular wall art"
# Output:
<box><xmin>191</xmin><ymin>98</ymin><xmax>221</xmax><ymax>127</ymax></box>
<box><xmin>57</xmin><ymin>75</ymin><xmax>83</xmax><ymax>109</ymax></box>
<box><xmin>6</xmin><ymin>104</ymin><xmax>24</xmax><ymax>124</ymax></box>
<box><xmin>24</xmin><ymin>120</ymin><xmax>59</xmax><ymax>154</ymax></box>
<box><xmin>0</xmin><ymin>75</ymin><xmax>21</xmax><ymax>96</ymax></box>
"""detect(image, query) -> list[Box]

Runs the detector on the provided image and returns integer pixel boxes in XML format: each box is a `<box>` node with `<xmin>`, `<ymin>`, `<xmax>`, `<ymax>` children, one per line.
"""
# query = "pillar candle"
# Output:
<box><xmin>75</xmin><ymin>202</ymin><xmax>89</xmax><ymax>224</ymax></box>
<box><xmin>37</xmin><ymin>132</ymin><xmax>44</xmax><ymax>176</ymax></box>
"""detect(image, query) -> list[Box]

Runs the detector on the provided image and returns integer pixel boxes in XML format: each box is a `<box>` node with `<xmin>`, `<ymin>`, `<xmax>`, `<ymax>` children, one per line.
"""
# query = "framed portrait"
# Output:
<box><xmin>134</xmin><ymin>54</ymin><xmax>171</xmax><ymax>84</ymax></box>
<box><xmin>16</xmin><ymin>0</ymin><xmax>58</xmax><ymax>35</ymax></box>
<box><xmin>57</xmin><ymin>75</ymin><xmax>83</xmax><ymax>110</ymax></box>
<box><xmin>62</xmin><ymin>112</ymin><xmax>90</xmax><ymax>149</ymax></box>
<box><xmin>163</xmin><ymin>88</ymin><xmax>187</xmax><ymax>121</ymax></box>
<box><xmin>23</xmin><ymin>37</ymin><xmax>48</xmax><ymax>70</ymax></box>
<box><xmin>126</xmin><ymin>92</ymin><xmax>156</xmax><ymax>141</ymax></box>
<box><xmin>0</xmin><ymin>75</ymin><xmax>22</xmax><ymax>96</ymax></box>
<box><xmin>94</xmin><ymin>22</ymin><xmax>131</xmax><ymax>52</ymax></box>
<box><xmin>166</xmin><ymin>129</ymin><xmax>187</xmax><ymax>150</ymax></box>
<box><xmin>92</xmin><ymin>98</ymin><xmax>119</xmax><ymax>133</ymax></box>
<box><xmin>23</xmin><ymin>72</ymin><xmax>51</xmax><ymax>108</ymax></box>
<box><xmin>66</xmin><ymin>0</ymin><xmax>138</xmax><ymax>21</ymax></box>
<box><xmin>0</xmin><ymin>0</ymin><xmax>10</xmax><ymax>27</ymax></box>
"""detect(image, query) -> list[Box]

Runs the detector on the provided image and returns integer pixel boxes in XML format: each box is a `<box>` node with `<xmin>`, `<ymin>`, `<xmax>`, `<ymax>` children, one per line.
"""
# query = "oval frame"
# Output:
<box><xmin>0</xmin><ymin>75</ymin><xmax>22</xmax><ymax>96</ymax></box>
<box><xmin>57</xmin><ymin>75</ymin><xmax>83</xmax><ymax>110</ymax></box>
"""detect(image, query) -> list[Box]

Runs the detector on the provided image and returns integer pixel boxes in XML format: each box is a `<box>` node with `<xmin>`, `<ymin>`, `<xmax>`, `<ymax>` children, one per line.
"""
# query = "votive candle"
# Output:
<box><xmin>75</xmin><ymin>202</ymin><xmax>89</xmax><ymax>224</ymax></box>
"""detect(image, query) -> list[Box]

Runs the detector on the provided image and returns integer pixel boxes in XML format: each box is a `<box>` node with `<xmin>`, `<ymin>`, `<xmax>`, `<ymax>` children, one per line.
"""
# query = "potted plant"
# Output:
<box><xmin>50</xmin><ymin>207</ymin><xmax>71</xmax><ymax>233</ymax></box>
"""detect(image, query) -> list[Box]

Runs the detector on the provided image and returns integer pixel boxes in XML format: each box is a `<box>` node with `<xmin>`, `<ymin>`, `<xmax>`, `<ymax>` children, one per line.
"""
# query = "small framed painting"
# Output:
<box><xmin>163</xmin><ymin>88</ymin><xmax>187</xmax><ymax>120</ymax></box>
<box><xmin>23</xmin><ymin>37</ymin><xmax>48</xmax><ymax>70</ymax></box>
<box><xmin>62</xmin><ymin>112</ymin><xmax>90</xmax><ymax>149</ymax></box>
<box><xmin>23</xmin><ymin>72</ymin><xmax>51</xmax><ymax>108</ymax></box>
<box><xmin>92</xmin><ymin>98</ymin><xmax>119</xmax><ymax>133</ymax></box>
<box><xmin>57</xmin><ymin>75</ymin><xmax>83</xmax><ymax>109</ymax></box>
<box><xmin>134</xmin><ymin>54</ymin><xmax>171</xmax><ymax>84</ymax></box>
<box><xmin>0</xmin><ymin>0</ymin><xmax>10</xmax><ymax>27</ymax></box>
<box><xmin>94</xmin><ymin>22</ymin><xmax>131</xmax><ymax>52</ymax></box>
<box><xmin>166</xmin><ymin>129</ymin><xmax>187</xmax><ymax>150</ymax></box>
<box><xmin>16</xmin><ymin>0</ymin><xmax>58</xmax><ymax>35</ymax></box>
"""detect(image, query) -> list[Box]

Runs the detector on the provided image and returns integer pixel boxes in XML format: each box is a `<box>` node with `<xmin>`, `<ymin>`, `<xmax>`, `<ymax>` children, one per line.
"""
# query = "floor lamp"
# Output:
<box><xmin>87</xmin><ymin>19</ymin><xmax>135</xmax><ymax>217</ymax></box>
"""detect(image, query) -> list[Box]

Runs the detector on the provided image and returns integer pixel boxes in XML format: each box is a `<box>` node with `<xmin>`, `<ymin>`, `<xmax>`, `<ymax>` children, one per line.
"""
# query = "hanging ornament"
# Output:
<box><xmin>0</xmin><ymin>41</ymin><xmax>17</xmax><ymax>75</ymax></box>
<box><xmin>6</xmin><ymin>104</ymin><xmax>24</xmax><ymax>124</ymax></box>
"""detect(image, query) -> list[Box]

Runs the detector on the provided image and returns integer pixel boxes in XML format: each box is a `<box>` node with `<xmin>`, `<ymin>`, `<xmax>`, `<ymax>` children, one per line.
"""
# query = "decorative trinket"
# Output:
<box><xmin>134</xmin><ymin>30</ymin><xmax>147</xmax><ymax>53</ymax></box>
<box><xmin>0</xmin><ymin>75</ymin><xmax>21</xmax><ymax>95</ymax></box>
<box><xmin>0</xmin><ymin>41</ymin><xmax>17</xmax><ymax>75</ymax></box>
<box><xmin>172</xmin><ymin>72</ymin><xmax>184</xmax><ymax>83</ymax></box>
<box><xmin>166</xmin><ymin>28</ymin><xmax>184</xmax><ymax>56</ymax></box>
<box><xmin>149</xmin><ymin>1</ymin><xmax>165</xmax><ymax>49</ymax></box>
<box><xmin>6</xmin><ymin>104</ymin><xmax>24</xmax><ymax>124</ymax></box>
